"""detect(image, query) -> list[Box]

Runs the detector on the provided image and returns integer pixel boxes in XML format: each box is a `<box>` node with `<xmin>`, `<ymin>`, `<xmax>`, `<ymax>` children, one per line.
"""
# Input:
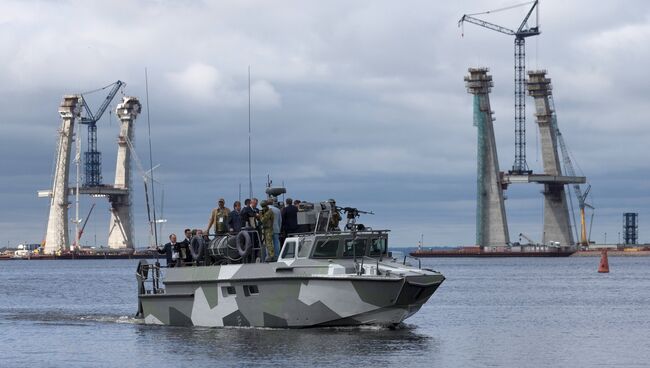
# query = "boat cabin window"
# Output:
<box><xmin>281</xmin><ymin>240</ymin><xmax>296</xmax><ymax>259</ymax></box>
<box><xmin>312</xmin><ymin>239</ymin><xmax>340</xmax><ymax>258</ymax></box>
<box><xmin>369</xmin><ymin>237</ymin><xmax>387</xmax><ymax>256</ymax></box>
<box><xmin>297</xmin><ymin>239</ymin><xmax>313</xmax><ymax>258</ymax></box>
<box><xmin>222</xmin><ymin>286</ymin><xmax>236</xmax><ymax>296</ymax></box>
<box><xmin>343</xmin><ymin>239</ymin><xmax>367</xmax><ymax>258</ymax></box>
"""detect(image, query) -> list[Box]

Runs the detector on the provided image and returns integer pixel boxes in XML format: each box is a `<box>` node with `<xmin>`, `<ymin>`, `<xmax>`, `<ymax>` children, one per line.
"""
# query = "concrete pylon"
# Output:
<box><xmin>107</xmin><ymin>97</ymin><xmax>141</xmax><ymax>249</ymax></box>
<box><xmin>43</xmin><ymin>96</ymin><xmax>81</xmax><ymax>255</ymax></box>
<box><xmin>527</xmin><ymin>70</ymin><xmax>574</xmax><ymax>246</ymax></box>
<box><xmin>465</xmin><ymin>68</ymin><xmax>510</xmax><ymax>248</ymax></box>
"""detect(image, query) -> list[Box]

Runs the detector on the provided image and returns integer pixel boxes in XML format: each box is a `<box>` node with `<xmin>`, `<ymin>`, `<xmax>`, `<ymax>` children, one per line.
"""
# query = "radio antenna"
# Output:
<box><xmin>247</xmin><ymin>66</ymin><xmax>253</xmax><ymax>198</ymax></box>
<box><xmin>145</xmin><ymin>68</ymin><xmax>159</xmax><ymax>248</ymax></box>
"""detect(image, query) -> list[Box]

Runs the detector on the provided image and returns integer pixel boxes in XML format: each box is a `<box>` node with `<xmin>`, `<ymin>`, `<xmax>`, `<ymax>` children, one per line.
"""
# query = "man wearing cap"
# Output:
<box><xmin>207</xmin><ymin>198</ymin><xmax>231</xmax><ymax>235</ymax></box>
<box><xmin>328</xmin><ymin>199</ymin><xmax>342</xmax><ymax>231</ymax></box>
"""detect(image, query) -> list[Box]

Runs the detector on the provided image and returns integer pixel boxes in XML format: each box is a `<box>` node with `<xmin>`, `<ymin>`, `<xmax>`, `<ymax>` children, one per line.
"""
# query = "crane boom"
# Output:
<box><xmin>516</xmin><ymin>0</ymin><xmax>540</xmax><ymax>34</ymax></box>
<box><xmin>73</xmin><ymin>203</ymin><xmax>96</xmax><ymax>248</ymax></box>
<box><xmin>80</xmin><ymin>81</ymin><xmax>124</xmax><ymax>124</ymax></box>
<box><xmin>459</xmin><ymin>15</ymin><xmax>515</xmax><ymax>36</ymax></box>
<box><xmin>549</xmin><ymin>96</ymin><xmax>583</xmax><ymax>201</ymax></box>
<box><xmin>549</xmin><ymin>95</ymin><xmax>592</xmax><ymax>246</ymax></box>
<box><xmin>519</xmin><ymin>232</ymin><xmax>537</xmax><ymax>244</ymax></box>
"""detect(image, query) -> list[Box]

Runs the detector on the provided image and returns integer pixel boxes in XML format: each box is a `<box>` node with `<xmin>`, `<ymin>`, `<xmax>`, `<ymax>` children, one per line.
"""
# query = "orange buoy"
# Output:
<box><xmin>598</xmin><ymin>248</ymin><xmax>610</xmax><ymax>273</ymax></box>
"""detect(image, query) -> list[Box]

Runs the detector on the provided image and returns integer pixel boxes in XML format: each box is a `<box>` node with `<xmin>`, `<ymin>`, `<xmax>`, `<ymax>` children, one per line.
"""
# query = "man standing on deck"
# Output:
<box><xmin>240</xmin><ymin>197</ymin><xmax>260</xmax><ymax>229</ymax></box>
<box><xmin>269</xmin><ymin>200</ymin><xmax>282</xmax><ymax>257</ymax></box>
<box><xmin>228</xmin><ymin>201</ymin><xmax>242</xmax><ymax>233</ymax></box>
<box><xmin>181</xmin><ymin>228</ymin><xmax>193</xmax><ymax>263</ymax></box>
<box><xmin>281</xmin><ymin>198</ymin><xmax>299</xmax><ymax>236</ymax></box>
<box><xmin>206</xmin><ymin>198</ymin><xmax>231</xmax><ymax>235</ymax></box>
<box><xmin>189</xmin><ymin>229</ymin><xmax>206</xmax><ymax>266</ymax></box>
<box><xmin>328</xmin><ymin>199</ymin><xmax>342</xmax><ymax>231</ymax></box>
<box><xmin>260</xmin><ymin>200</ymin><xmax>275</xmax><ymax>261</ymax></box>
<box><xmin>158</xmin><ymin>234</ymin><xmax>180</xmax><ymax>267</ymax></box>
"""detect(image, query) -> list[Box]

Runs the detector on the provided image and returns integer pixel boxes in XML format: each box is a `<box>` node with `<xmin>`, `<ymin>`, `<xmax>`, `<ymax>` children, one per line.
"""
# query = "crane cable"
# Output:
<box><xmin>80</xmin><ymin>81</ymin><xmax>120</xmax><ymax>96</ymax></box>
<box><xmin>460</xmin><ymin>1</ymin><xmax>536</xmax><ymax>36</ymax></box>
<box><xmin>465</xmin><ymin>1</ymin><xmax>535</xmax><ymax>17</ymax></box>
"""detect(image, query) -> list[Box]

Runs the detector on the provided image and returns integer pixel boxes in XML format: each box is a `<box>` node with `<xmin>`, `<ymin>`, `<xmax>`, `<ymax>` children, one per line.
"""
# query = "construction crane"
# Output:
<box><xmin>518</xmin><ymin>232</ymin><xmax>537</xmax><ymax>245</ymax></box>
<box><xmin>549</xmin><ymin>95</ymin><xmax>593</xmax><ymax>247</ymax></box>
<box><xmin>79</xmin><ymin>81</ymin><xmax>125</xmax><ymax>187</ymax></box>
<box><xmin>459</xmin><ymin>0</ymin><xmax>540</xmax><ymax>174</ymax></box>
<box><xmin>72</xmin><ymin>203</ymin><xmax>96</xmax><ymax>248</ymax></box>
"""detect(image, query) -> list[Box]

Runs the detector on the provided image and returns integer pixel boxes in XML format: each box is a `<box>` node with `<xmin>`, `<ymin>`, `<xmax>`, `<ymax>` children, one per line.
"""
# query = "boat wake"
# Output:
<box><xmin>321</xmin><ymin>322</ymin><xmax>416</xmax><ymax>331</ymax></box>
<box><xmin>3</xmin><ymin>309</ymin><xmax>416</xmax><ymax>330</ymax></box>
<box><xmin>2</xmin><ymin>310</ymin><xmax>143</xmax><ymax>325</ymax></box>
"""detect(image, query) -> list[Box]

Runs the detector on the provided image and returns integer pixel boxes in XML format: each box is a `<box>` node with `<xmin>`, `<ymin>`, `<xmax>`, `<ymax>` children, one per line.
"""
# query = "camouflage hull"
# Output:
<box><xmin>139</xmin><ymin>263</ymin><xmax>444</xmax><ymax>328</ymax></box>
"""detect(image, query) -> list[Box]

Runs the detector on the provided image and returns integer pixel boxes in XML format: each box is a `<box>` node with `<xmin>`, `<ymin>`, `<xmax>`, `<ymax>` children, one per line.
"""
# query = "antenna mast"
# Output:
<box><xmin>145</xmin><ymin>68</ymin><xmax>158</xmax><ymax>248</ymax></box>
<box><xmin>248</xmin><ymin>66</ymin><xmax>253</xmax><ymax>198</ymax></box>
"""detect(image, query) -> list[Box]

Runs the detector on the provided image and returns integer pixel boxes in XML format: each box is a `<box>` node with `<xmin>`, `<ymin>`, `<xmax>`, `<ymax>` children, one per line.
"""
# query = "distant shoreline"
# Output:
<box><xmin>572</xmin><ymin>250</ymin><xmax>650</xmax><ymax>257</ymax></box>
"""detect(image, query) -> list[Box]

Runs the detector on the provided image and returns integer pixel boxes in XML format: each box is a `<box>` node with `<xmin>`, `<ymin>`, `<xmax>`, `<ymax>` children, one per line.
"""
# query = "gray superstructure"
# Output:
<box><xmin>136</xmin><ymin>198</ymin><xmax>444</xmax><ymax>328</ymax></box>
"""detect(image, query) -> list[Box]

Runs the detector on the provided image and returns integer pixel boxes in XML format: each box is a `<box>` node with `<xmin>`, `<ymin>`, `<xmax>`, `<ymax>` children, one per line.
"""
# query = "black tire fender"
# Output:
<box><xmin>236</xmin><ymin>231</ymin><xmax>252</xmax><ymax>257</ymax></box>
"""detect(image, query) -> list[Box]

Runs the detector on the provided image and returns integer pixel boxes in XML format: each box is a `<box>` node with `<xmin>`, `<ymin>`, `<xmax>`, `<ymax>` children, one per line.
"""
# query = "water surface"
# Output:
<box><xmin>1</xmin><ymin>257</ymin><xmax>648</xmax><ymax>367</ymax></box>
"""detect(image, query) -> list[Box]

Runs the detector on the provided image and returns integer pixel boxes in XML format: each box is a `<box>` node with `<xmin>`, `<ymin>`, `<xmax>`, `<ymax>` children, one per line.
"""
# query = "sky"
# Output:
<box><xmin>0</xmin><ymin>0</ymin><xmax>648</xmax><ymax>248</ymax></box>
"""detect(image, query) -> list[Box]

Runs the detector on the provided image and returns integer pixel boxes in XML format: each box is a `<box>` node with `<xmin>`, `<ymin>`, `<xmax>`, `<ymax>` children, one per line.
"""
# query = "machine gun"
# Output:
<box><xmin>335</xmin><ymin>206</ymin><xmax>374</xmax><ymax>231</ymax></box>
<box><xmin>337</xmin><ymin>206</ymin><xmax>374</xmax><ymax>219</ymax></box>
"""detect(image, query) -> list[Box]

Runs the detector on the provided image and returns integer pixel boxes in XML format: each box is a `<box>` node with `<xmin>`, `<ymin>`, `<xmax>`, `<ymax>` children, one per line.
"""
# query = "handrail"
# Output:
<box><xmin>137</xmin><ymin>263</ymin><xmax>167</xmax><ymax>295</ymax></box>
<box><xmin>403</xmin><ymin>255</ymin><xmax>422</xmax><ymax>269</ymax></box>
<box><xmin>289</xmin><ymin>229</ymin><xmax>391</xmax><ymax>237</ymax></box>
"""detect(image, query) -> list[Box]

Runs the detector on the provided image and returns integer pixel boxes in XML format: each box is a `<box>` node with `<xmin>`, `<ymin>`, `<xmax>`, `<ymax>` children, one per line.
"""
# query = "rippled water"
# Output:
<box><xmin>1</xmin><ymin>257</ymin><xmax>648</xmax><ymax>367</ymax></box>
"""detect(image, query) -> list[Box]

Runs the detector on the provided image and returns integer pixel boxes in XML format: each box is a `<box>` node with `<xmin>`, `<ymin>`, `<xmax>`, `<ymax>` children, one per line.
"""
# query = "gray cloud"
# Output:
<box><xmin>1</xmin><ymin>0</ymin><xmax>649</xmax><ymax>248</ymax></box>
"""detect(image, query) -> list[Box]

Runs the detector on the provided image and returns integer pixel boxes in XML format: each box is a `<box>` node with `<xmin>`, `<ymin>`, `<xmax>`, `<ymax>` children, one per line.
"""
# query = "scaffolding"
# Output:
<box><xmin>623</xmin><ymin>213</ymin><xmax>638</xmax><ymax>245</ymax></box>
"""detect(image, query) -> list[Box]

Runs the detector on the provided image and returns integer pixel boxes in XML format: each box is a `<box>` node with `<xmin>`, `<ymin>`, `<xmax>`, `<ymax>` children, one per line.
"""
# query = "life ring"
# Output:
<box><xmin>236</xmin><ymin>231</ymin><xmax>252</xmax><ymax>257</ymax></box>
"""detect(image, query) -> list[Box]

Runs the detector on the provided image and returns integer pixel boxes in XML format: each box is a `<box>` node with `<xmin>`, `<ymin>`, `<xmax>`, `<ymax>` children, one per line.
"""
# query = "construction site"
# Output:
<box><xmin>412</xmin><ymin>1</ymin><xmax>647</xmax><ymax>257</ymax></box>
<box><xmin>28</xmin><ymin>82</ymin><xmax>152</xmax><ymax>257</ymax></box>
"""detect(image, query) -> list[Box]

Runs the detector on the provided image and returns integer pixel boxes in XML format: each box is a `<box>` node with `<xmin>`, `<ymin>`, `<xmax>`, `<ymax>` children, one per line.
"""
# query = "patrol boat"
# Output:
<box><xmin>135</xmin><ymin>189</ymin><xmax>445</xmax><ymax>328</ymax></box>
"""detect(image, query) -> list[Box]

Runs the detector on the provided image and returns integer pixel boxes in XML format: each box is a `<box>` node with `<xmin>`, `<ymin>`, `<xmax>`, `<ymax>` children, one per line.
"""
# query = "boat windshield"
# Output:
<box><xmin>305</xmin><ymin>233</ymin><xmax>389</xmax><ymax>259</ymax></box>
<box><xmin>343</xmin><ymin>239</ymin><xmax>367</xmax><ymax>258</ymax></box>
<box><xmin>369</xmin><ymin>238</ymin><xmax>387</xmax><ymax>256</ymax></box>
<box><xmin>312</xmin><ymin>239</ymin><xmax>339</xmax><ymax>258</ymax></box>
<box><xmin>281</xmin><ymin>240</ymin><xmax>296</xmax><ymax>259</ymax></box>
<box><xmin>297</xmin><ymin>239</ymin><xmax>313</xmax><ymax>258</ymax></box>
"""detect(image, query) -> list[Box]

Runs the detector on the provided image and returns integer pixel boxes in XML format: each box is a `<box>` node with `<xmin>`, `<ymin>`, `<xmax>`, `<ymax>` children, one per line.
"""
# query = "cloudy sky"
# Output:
<box><xmin>1</xmin><ymin>0</ymin><xmax>648</xmax><ymax>248</ymax></box>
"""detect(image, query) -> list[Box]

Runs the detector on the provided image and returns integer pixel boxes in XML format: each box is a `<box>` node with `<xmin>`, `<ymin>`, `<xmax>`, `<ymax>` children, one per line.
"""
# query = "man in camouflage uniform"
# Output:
<box><xmin>260</xmin><ymin>200</ymin><xmax>275</xmax><ymax>261</ymax></box>
<box><xmin>206</xmin><ymin>198</ymin><xmax>231</xmax><ymax>235</ymax></box>
<box><xmin>329</xmin><ymin>199</ymin><xmax>342</xmax><ymax>231</ymax></box>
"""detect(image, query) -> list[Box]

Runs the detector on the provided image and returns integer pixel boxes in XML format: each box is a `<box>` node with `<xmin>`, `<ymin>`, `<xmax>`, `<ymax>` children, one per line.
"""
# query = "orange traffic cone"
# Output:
<box><xmin>598</xmin><ymin>249</ymin><xmax>610</xmax><ymax>273</ymax></box>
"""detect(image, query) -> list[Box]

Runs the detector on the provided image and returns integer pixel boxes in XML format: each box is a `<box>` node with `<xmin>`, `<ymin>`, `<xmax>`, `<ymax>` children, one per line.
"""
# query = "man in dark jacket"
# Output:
<box><xmin>281</xmin><ymin>198</ymin><xmax>299</xmax><ymax>235</ymax></box>
<box><xmin>158</xmin><ymin>233</ymin><xmax>180</xmax><ymax>267</ymax></box>
<box><xmin>189</xmin><ymin>229</ymin><xmax>207</xmax><ymax>265</ymax></box>
<box><xmin>180</xmin><ymin>228</ymin><xmax>193</xmax><ymax>263</ymax></box>
<box><xmin>240</xmin><ymin>198</ymin><xmax>260</xmax><ymax>229</ymax></box>
<box><xmin>228</xmin><ymin>201</ymin><xmax>242</xmax><ymax>233</ymax></box>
